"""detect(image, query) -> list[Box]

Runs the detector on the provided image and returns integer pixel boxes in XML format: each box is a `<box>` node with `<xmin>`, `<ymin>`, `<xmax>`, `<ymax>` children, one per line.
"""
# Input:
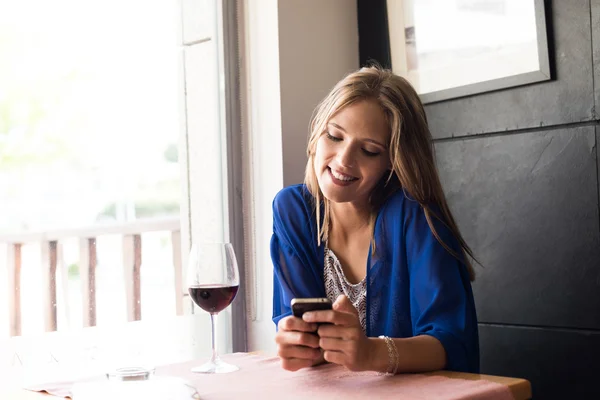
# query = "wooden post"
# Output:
<box><xmin>171</xmin><ymin>230</ymin><xmax>183</xmax><ymax>316</ymax></box>
<box><xmin>41</xmin><ymin>241</ymin><xmax>58</xmax><ymax>332</ymax></box>
<box><xmin>80</xmin><ymin>238</ymin><xmax>97</xmax><ymax>327</ymax></box>
<box><xmin>123</xmin><ymin>234</ymin><xmax>142</xmax><ymax>321</ymax></box>
<box><xmin>7</xmin><ymin>243</ymin><xmax>22</xmax><ymax>337</ymax></box>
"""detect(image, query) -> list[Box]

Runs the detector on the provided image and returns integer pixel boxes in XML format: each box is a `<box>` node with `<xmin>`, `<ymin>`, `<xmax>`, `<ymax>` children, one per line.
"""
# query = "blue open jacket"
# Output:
<box><xmin>270</xmin><ymin>184</ymin><xmax>479</xmax><ymax>373</ymax></box>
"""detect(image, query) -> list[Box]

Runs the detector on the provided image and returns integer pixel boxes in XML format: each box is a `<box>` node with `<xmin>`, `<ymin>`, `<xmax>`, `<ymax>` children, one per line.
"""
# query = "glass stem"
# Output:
<box><xmin>210</xmin><ymin>312</ymin><xmax>219</xmax><ymax>364</ymax></box>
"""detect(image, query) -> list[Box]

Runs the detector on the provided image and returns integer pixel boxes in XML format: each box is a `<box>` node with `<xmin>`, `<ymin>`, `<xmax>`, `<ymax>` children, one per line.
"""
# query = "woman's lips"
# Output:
<box><xmin>328</xmin><ymin>167</ymin><xmax>358</xmax><ymax>186</ymax></box>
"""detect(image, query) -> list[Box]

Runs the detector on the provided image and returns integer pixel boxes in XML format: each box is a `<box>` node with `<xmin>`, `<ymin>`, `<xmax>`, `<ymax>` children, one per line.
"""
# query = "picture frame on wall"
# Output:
<box><xmin>386</xmin><ymin>0</ymin><xmax>551</xmax><ymax>104</ymax></box>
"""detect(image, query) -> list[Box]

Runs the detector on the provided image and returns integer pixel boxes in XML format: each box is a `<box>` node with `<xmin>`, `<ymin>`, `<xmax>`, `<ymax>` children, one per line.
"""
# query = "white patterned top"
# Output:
<box><xmin>324</xmin><ymin>247</ymin><xmax>367</xmax><ymax>332</ymax></box>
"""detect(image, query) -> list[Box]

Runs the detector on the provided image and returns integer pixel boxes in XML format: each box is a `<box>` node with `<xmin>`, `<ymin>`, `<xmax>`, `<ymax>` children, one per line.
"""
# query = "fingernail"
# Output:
<box><xmin>303</xmin><ymin>312</ymin><xmax>313</xmax><ymax>322</ymax></box>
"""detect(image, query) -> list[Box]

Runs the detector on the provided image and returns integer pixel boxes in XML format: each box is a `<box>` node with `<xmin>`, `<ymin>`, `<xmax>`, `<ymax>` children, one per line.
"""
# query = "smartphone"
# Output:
<box><xmin>291</xmin><ymin>297</ymin><xmax>332</xmax><ymax>318</ymax></box>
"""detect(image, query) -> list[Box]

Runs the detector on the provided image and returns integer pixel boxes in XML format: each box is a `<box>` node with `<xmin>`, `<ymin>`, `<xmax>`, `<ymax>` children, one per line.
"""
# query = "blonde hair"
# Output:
<box><xmin>304</xmin><ymin>66</ymin><xmax>477</xmax><ymax>281</ymax></box>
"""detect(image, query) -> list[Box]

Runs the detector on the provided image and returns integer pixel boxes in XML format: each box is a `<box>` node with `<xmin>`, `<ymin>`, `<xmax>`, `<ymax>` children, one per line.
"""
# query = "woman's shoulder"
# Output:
<box><xmin>377</xmin><ymin>189</ymin><xmax>442</xmax><ymax>230</ymax></box>
<box><xmin>272</xmin><ymin>185</ymin><xmax>318</xmax><ymax>243</ymax></box>
<box><xmin>379</xmin><ymin>188</ymin><xmax>418</xmax><ymax>217</ymax></box>
<box><xmin>272</xmin><ymin>184</ymin><xmax>315</xmax><ymax>218</ymax></box>
<box><xmin>379</xmin><ymin>189</ymin><xmax>456</xmax><ymax>243</ymax></box>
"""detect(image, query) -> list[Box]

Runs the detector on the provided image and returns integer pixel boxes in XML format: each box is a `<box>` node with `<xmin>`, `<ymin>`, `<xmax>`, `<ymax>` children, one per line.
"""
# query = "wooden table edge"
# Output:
<box><xmin>425</xmin><ymin>370</ymin><xmax>532</xmax><ymax>400</ymax></box>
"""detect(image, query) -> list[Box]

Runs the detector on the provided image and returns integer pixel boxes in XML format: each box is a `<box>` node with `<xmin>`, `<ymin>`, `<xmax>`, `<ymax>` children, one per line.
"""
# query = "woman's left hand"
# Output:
<box><xmin>302</xmin><ymin>295</ymin><xmax>374</xmax><ymax>372</ymax></box>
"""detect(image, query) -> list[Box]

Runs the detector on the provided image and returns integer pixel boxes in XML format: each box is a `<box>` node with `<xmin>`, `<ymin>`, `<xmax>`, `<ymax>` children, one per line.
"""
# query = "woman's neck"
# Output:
<box><xmin>329</xmin><ymin>201</ymin><xmax>372</xmax><ymax>243</ymax></box>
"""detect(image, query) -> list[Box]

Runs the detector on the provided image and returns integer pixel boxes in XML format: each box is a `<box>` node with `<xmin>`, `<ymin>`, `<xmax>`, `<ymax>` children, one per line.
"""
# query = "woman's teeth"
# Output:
<box><xmin>331</xmin><ymin>169</ymin><xmax>356</xmax><ymax>181</ymax></box>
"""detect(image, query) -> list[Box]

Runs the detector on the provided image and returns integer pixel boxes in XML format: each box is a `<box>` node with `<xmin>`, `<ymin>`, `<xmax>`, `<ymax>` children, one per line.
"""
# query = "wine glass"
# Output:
<box><xmin>187</xmin><ymin>242</ymin><xmax>240</xmax><ymax>373</ymax></box>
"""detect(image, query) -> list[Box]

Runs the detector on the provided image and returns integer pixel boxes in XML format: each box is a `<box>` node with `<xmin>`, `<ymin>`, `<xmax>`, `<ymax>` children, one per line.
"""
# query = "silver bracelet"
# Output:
<box><xmin>378</xmin><ymin>335</ymin><xmax>399</xmax><ymax>375</ymax></box>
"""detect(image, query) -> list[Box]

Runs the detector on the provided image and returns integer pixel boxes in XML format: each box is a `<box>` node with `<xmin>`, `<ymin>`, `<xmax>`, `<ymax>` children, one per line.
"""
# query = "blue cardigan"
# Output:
<box><xmin>270</xmin><ymin>184</ymin><xmax>479</xmax><ymax>373</ymax></box>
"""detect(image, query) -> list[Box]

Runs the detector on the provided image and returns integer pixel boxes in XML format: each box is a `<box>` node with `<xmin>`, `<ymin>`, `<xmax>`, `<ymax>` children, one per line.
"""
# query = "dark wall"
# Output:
<box><xmin>358</xmin><ymin>1</ymin><xmax>600</xmax><ymax>398</ymax></box>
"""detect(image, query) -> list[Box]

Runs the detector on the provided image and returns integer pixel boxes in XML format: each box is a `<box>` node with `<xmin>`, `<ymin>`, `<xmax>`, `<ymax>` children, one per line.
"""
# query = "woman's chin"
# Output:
<box><xmin>317</xmin><ymin>174</ymin><xmax>363</xmax><ymax>203</ymax></box>
<box><xmin>320</xmin><ymin>185</ymin><xmax>356</xmax><ymax>204</ymax></box>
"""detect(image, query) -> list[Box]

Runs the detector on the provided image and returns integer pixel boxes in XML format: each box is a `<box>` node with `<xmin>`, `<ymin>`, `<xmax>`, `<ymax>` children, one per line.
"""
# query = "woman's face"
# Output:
<box><xmin>314</xmin><ymin>99</ymin><xmax>391</xmax><ymax>206</ymax></box>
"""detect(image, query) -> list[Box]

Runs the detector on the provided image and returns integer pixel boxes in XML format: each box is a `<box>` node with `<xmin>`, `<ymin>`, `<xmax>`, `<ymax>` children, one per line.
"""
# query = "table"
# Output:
<box><xmin>2</xmin><ymin>361</ymin><xmax>532</xmax><ymax>400</ymax></box>
<box><xmin>0</xmin><ymin>316</ymin><xmax>531</xmax><ymax>399</ymax></box>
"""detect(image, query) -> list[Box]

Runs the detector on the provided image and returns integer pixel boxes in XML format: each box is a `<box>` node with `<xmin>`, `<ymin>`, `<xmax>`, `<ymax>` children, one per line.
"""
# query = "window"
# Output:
<box><xmin>0</xmin><ymin>0</ymin><xmax>244</xmax><ymax>373</ymax></box>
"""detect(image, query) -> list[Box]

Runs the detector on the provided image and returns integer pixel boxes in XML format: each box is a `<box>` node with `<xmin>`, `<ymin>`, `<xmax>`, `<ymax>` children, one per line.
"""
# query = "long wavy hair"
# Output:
<box><xmin>304</xmin><ymin>66</ymin><xmax>476</xmax><ymax>281</ymax></box>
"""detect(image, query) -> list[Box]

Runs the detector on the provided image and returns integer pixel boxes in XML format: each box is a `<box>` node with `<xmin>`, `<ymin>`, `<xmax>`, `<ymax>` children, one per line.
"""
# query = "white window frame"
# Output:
<box><xmin>178</xmin><ymin>0</ymin><xmax>247</xmax><ymax>352</ymax></box>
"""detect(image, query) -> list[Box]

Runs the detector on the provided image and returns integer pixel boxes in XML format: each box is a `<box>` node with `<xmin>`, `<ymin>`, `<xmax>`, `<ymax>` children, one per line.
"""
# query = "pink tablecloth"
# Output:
<box><xmin>26</xmin><ymin>353</ymin><xmax>515</xmax><ymax>400</ymax></box>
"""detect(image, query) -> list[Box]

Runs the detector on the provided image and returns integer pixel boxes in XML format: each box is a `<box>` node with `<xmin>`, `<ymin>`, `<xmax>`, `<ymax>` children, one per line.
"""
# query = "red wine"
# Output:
<box><xmin>188</xmin><ymin>284</ymin><xmax>238</xmax><ymax>313</ymax></box>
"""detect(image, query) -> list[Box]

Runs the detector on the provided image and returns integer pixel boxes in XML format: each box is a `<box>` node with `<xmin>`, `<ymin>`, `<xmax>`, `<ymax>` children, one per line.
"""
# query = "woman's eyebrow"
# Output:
<box><xmin>328</xmin><ymin>122</ymin><xmax>346</xmax><ymax>132</ymax></box>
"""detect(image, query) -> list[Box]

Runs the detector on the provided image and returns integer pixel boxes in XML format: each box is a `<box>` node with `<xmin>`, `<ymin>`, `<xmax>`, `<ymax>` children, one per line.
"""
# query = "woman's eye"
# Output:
<box><xmin>326</xmin><ymin>132</ymin><xmax>342</xmax><ymax>142</ymax></box>
<box><xmin>362</xmin><ymin>149</ymin><xmax>380</xmax><ymax>157</ymax></box>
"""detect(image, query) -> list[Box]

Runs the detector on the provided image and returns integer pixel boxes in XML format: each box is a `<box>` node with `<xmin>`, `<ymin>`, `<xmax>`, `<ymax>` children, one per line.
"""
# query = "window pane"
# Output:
<box><xmin>0</xmin><ymin>0</ymin><xmax>229</xmax><ymax>374</ymax></box>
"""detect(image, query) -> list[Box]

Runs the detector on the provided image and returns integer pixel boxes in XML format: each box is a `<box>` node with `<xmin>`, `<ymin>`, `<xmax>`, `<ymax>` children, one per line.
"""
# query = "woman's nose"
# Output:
<box><xmin>336</xmin><ymin>144</ymin><xmax>355</xmax><ymax>168</ymax></box>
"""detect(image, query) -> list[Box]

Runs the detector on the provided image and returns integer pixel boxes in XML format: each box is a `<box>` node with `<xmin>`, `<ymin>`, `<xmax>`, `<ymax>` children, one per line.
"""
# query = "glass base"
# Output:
<box><xmin>191</xmin><ymin>358</ymin><xmax>239</xmax><ymax>374</ymax></box>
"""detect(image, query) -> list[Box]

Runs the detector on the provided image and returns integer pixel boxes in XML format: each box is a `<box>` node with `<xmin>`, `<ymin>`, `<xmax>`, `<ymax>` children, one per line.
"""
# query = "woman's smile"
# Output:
<box><xmin>328</xmin><ymin>167</ymin><xmax>359</xmax><ymax>186</ymax></box>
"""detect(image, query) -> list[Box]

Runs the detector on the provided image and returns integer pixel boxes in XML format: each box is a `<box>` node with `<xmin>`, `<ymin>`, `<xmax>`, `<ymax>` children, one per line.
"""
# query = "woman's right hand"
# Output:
<box><xmin>275</xmin><ymin>316</ymin><xmax>323</xmax><ymax>371</ymax></box>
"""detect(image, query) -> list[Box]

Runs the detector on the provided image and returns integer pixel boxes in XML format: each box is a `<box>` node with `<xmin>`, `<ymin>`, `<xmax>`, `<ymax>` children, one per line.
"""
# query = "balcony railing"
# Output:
<box><xmin>0</xmin><ymin>217</ymin><xmax>183</xmax><ymax>337</ymax></box>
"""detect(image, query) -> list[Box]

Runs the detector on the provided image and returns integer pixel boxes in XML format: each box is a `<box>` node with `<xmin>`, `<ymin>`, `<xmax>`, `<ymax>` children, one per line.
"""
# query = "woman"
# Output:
<box><xmin>270</xmin><ymin>66</ymin><xmax>479</xmax><ymax>375</ymax></box>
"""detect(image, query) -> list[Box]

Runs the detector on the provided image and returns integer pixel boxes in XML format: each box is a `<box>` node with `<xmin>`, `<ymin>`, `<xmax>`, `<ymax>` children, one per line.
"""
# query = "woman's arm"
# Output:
<box><xmin>366</xmin><ymin>335</ymin><xmax>446</xmax><ymax>373</ymax></box>
<box><xmin>271</xmin><ymin>185</ymin><xmax>326</xmax><ymax>325</ymax></box>
<box><xmin>308</xmin><ymin>295</ymin><xmax>446</xmax><ymax>374</ymax></box>
<box><xmin>402</xmin><ymin>199</ymin><xmax>479</xmax><ymax>373</ymax></box>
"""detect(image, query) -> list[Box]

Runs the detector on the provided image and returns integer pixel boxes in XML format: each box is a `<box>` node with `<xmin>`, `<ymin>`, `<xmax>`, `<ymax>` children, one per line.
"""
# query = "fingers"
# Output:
<box><xmin>277</xmin><ymin>343</ymin><xmax>322</xmax><ymax>360</ymax></box>
<box><xmin>333</xmin><ymin>295</ymin><xmax>358</xmax><ymax>316</ymax></box>
<box><xmin>302</xmin><ymin>309</ymin><xmax>356</xmax><ymax>326</ymax></box>
<box><xmin>318</xmin><ymin>337</ymin><xmax>348</xmax><ymax>352</ymax></box>
<box><xmin>322</xmin><ymin>350</ymin><xmax>346</xmax><ymax>366</ymax></box>
<box><xmin>276</xmin><ymin>307</ymin><xmax>366</xmax><ymax>373</ymax></box>
<box><xmin>280</xmin><ymin>357</ymin><xmax>317</xmax><ymax>372</ymax></box>
<box><xmin>316</xmin><ymin>323</ymin><xmax>362</xmax><ymax>341</ymax></box>
<box><xmin>276</xmin><ymin>316</ymin><xmax>322</xmax><ymax>372</ymax></box>
<box><xmin>302</xmin><ymin>296</ymin><xmax>359</xmax><ymax>326</ymax></box>
<box><xmin>275</xmin><ymin>329</ymin><xmax>320</xmax><ymax>348</ymax></box>
<box><xmin>320</xmin><ymin>336</ymin><xmax>366</xmax><ymax>372</ymax></box>
<box><xmin>278</xmin><ymin>315</ymin><xmax>318</xmax><ymax>332</ymax></box>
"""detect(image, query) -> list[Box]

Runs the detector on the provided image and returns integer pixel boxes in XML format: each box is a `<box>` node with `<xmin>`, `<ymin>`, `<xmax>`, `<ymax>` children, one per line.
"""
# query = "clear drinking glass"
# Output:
<box><xmin>186</xmin><ymin>242</ymin><xmax>240</xmax><ymax>373</ymax></box>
